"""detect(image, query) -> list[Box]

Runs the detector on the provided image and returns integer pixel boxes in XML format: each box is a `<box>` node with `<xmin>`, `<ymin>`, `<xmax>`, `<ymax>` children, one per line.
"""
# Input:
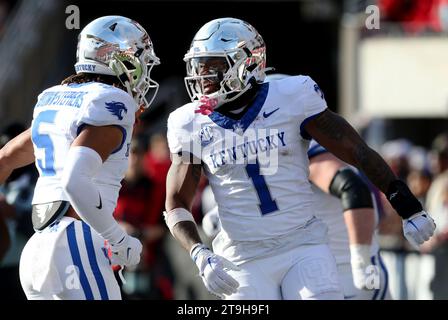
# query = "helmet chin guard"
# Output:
<box><xmin>75</xmin><ymin>16</ymin><xmax>160</xmax><ymax>109</ymax></box>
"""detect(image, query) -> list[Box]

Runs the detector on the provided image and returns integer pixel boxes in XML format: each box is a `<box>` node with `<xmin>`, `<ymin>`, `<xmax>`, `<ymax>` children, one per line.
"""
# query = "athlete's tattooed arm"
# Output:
<box><xmin>165</xmin><ymin>152</ymin><xmax>203</xmax><ymax>251</ymax></box>
<box><xmin>305</xmin><ymin>109</ymin><xmax>396</xmax><ymax>193</ymax></box>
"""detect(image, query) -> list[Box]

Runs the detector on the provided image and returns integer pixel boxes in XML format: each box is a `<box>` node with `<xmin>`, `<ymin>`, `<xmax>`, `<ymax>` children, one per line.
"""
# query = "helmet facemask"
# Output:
<box><xmin>109</xmin><ymin>46</ymin><xmax>160</xmax><ymax>109</ymax></box>
<box><xmin>184</xmin><ymin>47</ymin><xmax>265</xmax><ymax>108</ymax></box>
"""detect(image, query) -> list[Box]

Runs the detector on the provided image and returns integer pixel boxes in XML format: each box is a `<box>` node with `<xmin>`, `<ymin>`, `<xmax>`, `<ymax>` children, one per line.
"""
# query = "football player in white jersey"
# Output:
<box><xmin>0</xmin><ymin>16</ymin><xmax>160</xmax><ymax>299</ymax></box>
<box><xmin>202</xmin><ymin>138</ymin><xmax>391</xmax><ymax>300</ymax></box>
<box><xmin>202</xmin><ymin>138</ymin><xmax>392</xmax><ymax>300</ymax></box>
<box><xmin>164</xmin><ymin>17</ymin><xmax>435</xmax><ymax>300</ymax></box>
<box><xmin>307</xmin><ymin>139</ymin><xmax>391</xmax><ymax>300</ymax></box>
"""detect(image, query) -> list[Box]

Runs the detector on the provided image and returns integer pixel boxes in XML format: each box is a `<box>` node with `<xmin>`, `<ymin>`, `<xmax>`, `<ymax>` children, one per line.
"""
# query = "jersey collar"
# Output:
<box><xmin>208</xmin><ymin>83</ymin><xmax>269</xmax><ymax>133</ymax></box>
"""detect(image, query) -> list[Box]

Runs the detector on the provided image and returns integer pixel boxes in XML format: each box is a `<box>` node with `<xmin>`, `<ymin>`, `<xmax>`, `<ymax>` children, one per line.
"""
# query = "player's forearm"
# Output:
<box><xmin>350</xmin><ymin>143</ymin><xmax>396</xmax><ymax>194</ymax></box>
<box><xmin>172</xmin><ymin>221</ymin><xmax>204</xmax><ymax>252</ymax></box>
<box><xmin>332</xmin><ymin>138</ymin><xmax>396</xmax><ymax>194</ymax></box>
<box><xmin>0</xmin><ymin>128</ymin><xmax>35</xmax><ymax>183</ymax></box>
<box><xmin>165</xmin><ymin>159</ymin><xmax>202</xmax><ymax>212</ymax></box>
<box><xmin>343</xmin><ymin>208</ymin><xmax>375</xmax><ymax>245</ymax></box>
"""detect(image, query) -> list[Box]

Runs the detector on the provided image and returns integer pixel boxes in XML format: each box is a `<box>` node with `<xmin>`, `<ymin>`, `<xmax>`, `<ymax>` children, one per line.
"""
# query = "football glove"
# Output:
<box><xmin>110</xmin><ymin>234</ymin><xmax>143</xmax><ymax>267</ymax></box>
<box><xmin>402</xmin><ymin>211</ymin><xmax>436</xmax><ymax>250</ymax></box>
<box><xmin>190</xmin><ymin>243</ymin><xmax>240</xmax><ymax>299</ymax></box>
<box><xmin>350</xmin><ymin>244</ymin><xmax>372</xmax><ymax>290</ymax></box>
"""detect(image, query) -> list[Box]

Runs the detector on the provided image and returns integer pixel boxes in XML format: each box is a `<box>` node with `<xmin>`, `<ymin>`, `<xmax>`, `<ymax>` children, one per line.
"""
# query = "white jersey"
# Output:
<box><xmin>307</xmin><ymin>140</ymin><xmax>381</xmax><ymax>264</ymax></box>
<box><xmin>31</xmin><ymin>82</ymin><xmax>137</xmax><ymax>215</ymax></box>
<box><xmin>167</xmin><ymin>75</ymin><xmax>327</xmax><ymax>241</ymax></box>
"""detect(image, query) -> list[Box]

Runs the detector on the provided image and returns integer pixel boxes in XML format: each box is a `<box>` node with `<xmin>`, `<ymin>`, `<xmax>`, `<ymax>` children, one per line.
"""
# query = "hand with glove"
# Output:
<box><xmin>190</xmin><ymin>243</ymin><xmax>240</xmax><ymax>299</ymax></box>
<box><xmin>402</xmin><ymin>211</ymin><xmax>436</xmax><ymax>250</ymax></box>
<box><xmin>349</xmin><ymin>244</ymin><xmax>373</xmax><ymax>290</ymax></box>
<box><xmin>386</xmin><ymin>180</ymin><xmax>436</xmax><ymax>249</ymax></box>
<box><xmin>109</xmin><ymin>234</ymin><xmax>143</xmax><ymax>267</ymax></box>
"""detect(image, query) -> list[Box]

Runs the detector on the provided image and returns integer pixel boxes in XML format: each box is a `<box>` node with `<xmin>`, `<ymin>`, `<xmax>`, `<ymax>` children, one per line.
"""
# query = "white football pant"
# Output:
<box><xmin>19</xmin><ymin>217</ymin><xmax>121</xmax><ymax>300</ymax></box>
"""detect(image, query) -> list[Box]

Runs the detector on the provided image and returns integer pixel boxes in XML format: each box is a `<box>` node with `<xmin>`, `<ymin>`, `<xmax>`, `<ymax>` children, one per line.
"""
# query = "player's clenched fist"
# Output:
<box><xmin>386</xmin><ymin>180</ymin><xmax>436</xmax><ymax>249</ymax></box>
<box><xmin>190</xmin><ymin>243</ymin><xmax>240</xmax><ymax>299</ymax></box>
<box><xmin>110</xmin><ymin>234</ymin><xmax>143</xmax><ymax>267</ymax></box>
<box><xmin>402</xmin><ymin>211</ymin><xmax>436</xmax><ymax>249</ymax></box>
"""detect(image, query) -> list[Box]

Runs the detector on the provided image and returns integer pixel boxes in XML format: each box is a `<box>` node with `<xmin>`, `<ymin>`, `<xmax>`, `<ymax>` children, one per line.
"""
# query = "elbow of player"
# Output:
<box><xmin>60</xmin><ymin>171</ymin><xmax>75</xmax><ymax>196</ymax></box>
<box><xmin>60</xmin><ymin>169</ymin><xmax>85</xmax><ymax>198</ymax></box>
<box><xmin>61</xmin><ymin>146</ymin><xmax>103</xmax><ymax>198</ymax></box>
<box><xmin>329</xmin><ymin>167</ymin><xmax>373</xmax><ymax>210</ymax></box>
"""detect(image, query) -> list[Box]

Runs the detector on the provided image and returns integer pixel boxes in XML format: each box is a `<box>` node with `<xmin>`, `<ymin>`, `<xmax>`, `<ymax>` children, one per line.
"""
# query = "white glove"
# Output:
<box><xmin>190</xmin><ymin>243</ymin><xmax>240</xmax><ymax>299</ymax></box>
<box><xmin>402</xmin><ymin>211</ymin><xmax>436</xmax><ymax>250</ymax></box>
<box><xmin>350</xmin><ymin>244</ymin><xmax>372</xmax><ymax>290</ymax></box>
<box><xmin>110</xmin><ymin>234</ymin><xmax>143</xmax><ymax>267</ymax></box>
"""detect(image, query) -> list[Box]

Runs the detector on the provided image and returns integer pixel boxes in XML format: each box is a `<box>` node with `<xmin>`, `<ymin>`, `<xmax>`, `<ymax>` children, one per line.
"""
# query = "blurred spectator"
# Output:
<box><xmin>429</xmin><ymin>132</ymin><xmax>448</xmax><ymax>177</ymax></box>
<box><xmin>114</xmin><ymin>138</ymin><xmax>174</xmax><ymax>300</ymax></box>
<box><xmin>407</xmin><ymin>146</ymin><xmax>432</xmax><ymax>206</ymax></box>
<box><xmin>0</xmin><ymin>122</ymin><xmax>38</xmax><ymax>300</ymax></box>
<box><xmin>439</xmin><ymin>0</ymin><xmax>448</xmax><ymax>31</ymax></box>
<box><xmin>427</xmin><ymin>133</ymin><xmax>448</xmax><ymax>234</ymax></box>
<box><xmin>408</xmin><ymin>146</ymin><xmax>431</xmax><ymax>173</ymax></box>
<box><xmin>422</xmin><ymin>134</ymin><xmax>448</xmax><ymax>247</ymax></box>
<box><xmin>417</xmin><ymin>133</ymin><xmax>448</xmax><ymax>299</ymax></box>
<box><xmin>0</xmin><ymin>211</ymin><xmax>10</xmax><ymax>262</ymax></box>
<box><xmin>144</xmin><ymin>133</ymin><xmax>171</xmax><ymax>185</ymax></box>
<box><xmin>0</xmin><ymin>0</ymin><xmax>15</xmax><ymax>37</ymax></box>
<box><xmin>381</xmin><ymin>139</ymin><xmax>412</xmax><ymax>180</ymax></box>
<box><xmin>407</xmin><ymin>169</ymin><xmax>432</xmax><ymax>206</ymax></box>
<box><xmin>379</xmin><ymin>0</ymin><xmax>445</xmax><ymax>33</ymax></box>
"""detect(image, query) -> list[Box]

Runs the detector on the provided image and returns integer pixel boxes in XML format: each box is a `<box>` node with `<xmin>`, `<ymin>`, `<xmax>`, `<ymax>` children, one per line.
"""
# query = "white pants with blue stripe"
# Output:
<box><xmin>19</xmin><ymin>217</ymin><xmax>121</xmax><ymax>300</ymax></box>
<box><xmin>338</xmin><ymin>251</ymin><xmax>391</xmax><ymax>300</ymax></box>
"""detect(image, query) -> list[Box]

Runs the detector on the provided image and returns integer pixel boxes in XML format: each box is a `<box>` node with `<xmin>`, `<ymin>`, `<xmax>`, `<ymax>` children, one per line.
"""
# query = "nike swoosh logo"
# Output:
<box><xmin>263</xmin><ymin>108</ymin><xmax>279</xmax><ymax>118</ymax></box>
<box><xmin>96</xmin><ymin>193</ymin><xmax>102</xmax><ymax>210</ymax></box>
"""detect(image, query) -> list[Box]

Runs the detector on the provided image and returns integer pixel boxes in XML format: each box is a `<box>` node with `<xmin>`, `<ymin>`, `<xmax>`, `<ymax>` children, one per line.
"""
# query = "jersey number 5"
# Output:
<box><xmin>245</xmin><ymin>161</ymin><xmax>278</xmax><ymax>215</ymax></box>
<box><xmin>31</xmin><ymin>110</ymin><xmax>57</xmax><ymax>176</ymax></box>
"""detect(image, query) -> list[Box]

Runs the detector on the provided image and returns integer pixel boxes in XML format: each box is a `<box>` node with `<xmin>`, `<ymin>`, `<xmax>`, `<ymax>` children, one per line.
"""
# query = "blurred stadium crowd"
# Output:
<box><xmin>0</xmin><ymin>0</ymin><xmax>448</xmax><ymax>300</ymax></box>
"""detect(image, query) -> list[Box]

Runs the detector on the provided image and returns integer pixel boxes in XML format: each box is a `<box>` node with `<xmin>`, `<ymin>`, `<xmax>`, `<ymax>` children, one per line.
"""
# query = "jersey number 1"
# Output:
<box><xmin>32</xmin><ymin>110</ymin><xmax>57</xmax><ymax>176</ymax></box>
<box><xmin>245</xmin><ymin>161</ymin><xmax>278</xmax><ymax>215</ymax></box>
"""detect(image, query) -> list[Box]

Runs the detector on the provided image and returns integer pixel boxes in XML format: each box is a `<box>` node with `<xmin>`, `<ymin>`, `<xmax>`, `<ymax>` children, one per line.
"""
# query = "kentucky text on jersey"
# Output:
<box><xmin>35</xmin><ymin>91</ymin><xmax>88</xmax><ymax>109</ymax></box>
<box><xmin>208</xmin><ymin>131</ymin><xmax>286</xmax><ymax>169</ymax></box>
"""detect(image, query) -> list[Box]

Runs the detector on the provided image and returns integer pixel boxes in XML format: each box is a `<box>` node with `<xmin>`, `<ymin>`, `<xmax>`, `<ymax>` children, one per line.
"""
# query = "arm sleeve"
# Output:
<box><xmin>61</xmin><ymin>146</ymin><xmax>126</xmax><ymax>244</ymax></box>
